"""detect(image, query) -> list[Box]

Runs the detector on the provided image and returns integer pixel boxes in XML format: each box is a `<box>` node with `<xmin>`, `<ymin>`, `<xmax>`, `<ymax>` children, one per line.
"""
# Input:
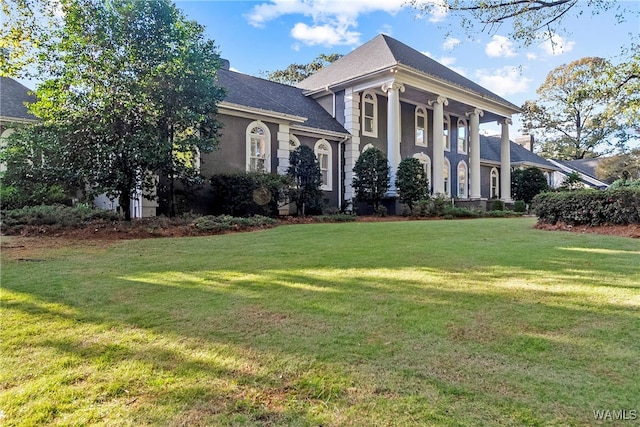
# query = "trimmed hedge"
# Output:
<box><xmin>533</xmin><ymin>189</ymin><xmax>640</xmax><ymax>226</ymax></box>
<box><xmin>192</xmin><ymin>215</ymin><xmax>277</xmax><ymax>232</ymax></box>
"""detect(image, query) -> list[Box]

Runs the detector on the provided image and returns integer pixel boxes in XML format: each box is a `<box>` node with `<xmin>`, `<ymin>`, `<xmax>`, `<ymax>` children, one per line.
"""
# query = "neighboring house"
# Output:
<box><xmin>547</xmin><ymin>158</ymin><xmax>610</xmax><ymax>190</ymax></box>
<box><xmin>0</xmin><ymin>77</ymin><xmax>38</xmax><ymax>172</ymax></box>
<box><xmin>201</xmin><ymin>34</ymin><xmax>530</xmax><ymax>213</ymax></box>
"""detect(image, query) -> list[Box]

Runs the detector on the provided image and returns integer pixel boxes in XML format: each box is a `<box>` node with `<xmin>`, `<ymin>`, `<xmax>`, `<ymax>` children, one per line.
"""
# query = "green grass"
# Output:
<box><xmin>2</xmin><ymin>218</ymin><xmax>639</xmax><ymax>426</ymax></box>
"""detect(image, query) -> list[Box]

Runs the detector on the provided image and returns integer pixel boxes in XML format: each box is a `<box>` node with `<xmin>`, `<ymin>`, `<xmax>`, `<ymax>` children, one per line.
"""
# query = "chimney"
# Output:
<box><xmin>515</xmin><ymin>135</ymin><xmax>534</xmax><ymax>151</ymax></box>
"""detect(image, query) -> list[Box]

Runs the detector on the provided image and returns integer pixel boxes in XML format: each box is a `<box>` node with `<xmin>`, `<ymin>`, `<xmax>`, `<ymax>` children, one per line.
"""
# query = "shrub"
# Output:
<box><xmin>395</xmin><ymin>157</ymin><xmax>429</xmax><ymax>213</ymax></box>
<box><xmin>514</xmin><ymin>200</ymin><xmax>527</xmax><ymax>213</ymax></box>
<box><xmin>191</xmin><ymin>215</ymin><xmax>277</xmax><ymax>232</ymax></box>
<box><xmin>512</xmin><ymin>167</ymin><xmax>549</xmax><ymax>203</ymax></box>
<box><xmin>352</xmin><ymin>147</ymin><xmax>389</xmax><ymax>212</ymax></box>
<box><xmin>1</xmin><ymin>204</ymin><xmax>121</xmax><ymax>232</ymax></box>
<box><xmin>311</xmin><ymin>214</ymin><xmax>358</xmax><ymax>223</ymax></box>
<box><xmin>490</xmin><ymin>199</ymin><xmax>505</xmax><ymax>211</ymax></box>
<box><xmin>442</xmin><ymin>207</ymin><xmax>480</xmax><ymax>218</ymax></box>
<box><xmin>287</xmin><ymin>145</ymin><xmax>323</xmax><ymax>217</ymax></box>
<box><xmin>533</xmin><ymin>188</ymin><xmax>640</xmax><ymax>226</ymax></box>
<box><xmin>210</xmin><ymin>173</ymin><xmax>289</xmax><ymax>217</ymax></box>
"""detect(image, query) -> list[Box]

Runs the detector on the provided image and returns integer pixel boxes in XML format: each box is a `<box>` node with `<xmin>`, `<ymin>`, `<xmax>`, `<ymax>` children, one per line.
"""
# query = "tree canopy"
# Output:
<box><xmin>352</xmin><ymin>147</ymin><xmax>390</xmax><ymax>213</ymax></box>
<box><xmin>395</xmin><ymin>157</ymin><xmax>429</xmax><ymax>213</ymax></box>
<box><xmin>521</xmin><ymin>57</ymin><xmax>636</xmax><ymax>160</ymax></box>
<box><xmin>407</xmin><ymin>0</ymin><xmax>636</xmax><ymax>50</ymax></box>
<box><xmin>511</xmin><ymin>167</ymin><xmax>549</xmax><ymax>203</ymax></box>
<box><xmin>23</xmin><ymin>0</ymin><xmax>225</xmax><ymax>219</ymax></box>
<box><xmin>287</xmin><ymin>145</ymin><xmax>323</xmax><ymax>216</ymax></box>
<box><xmin>261</xmin><ymin>53</ymin><xmax>342</xmax><ymax>85</ymax></box>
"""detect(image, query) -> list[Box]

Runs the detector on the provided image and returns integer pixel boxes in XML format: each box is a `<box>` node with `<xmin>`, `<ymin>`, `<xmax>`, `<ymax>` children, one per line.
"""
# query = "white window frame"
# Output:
<box><xmin>443</xmin><ymin>114</ymin><xmax>451</xmax><ymax>152</ymax></box>
<box><xmin>0</xmin><ymin>129</ymin><xmax>15</xmax><ymax>173</ymax></box>
<box><xmin>490</xmin><ymin>167</ymin><xmax>499</xmax><ymax>198</ymax></box>
<box><xmin>457</xmin><ymin>160</ymin><xmax>468</xmax><ymax>199</ymax></box>
<box><xmin>412</xmin><ymin>152</ymin><xmax>432</xmax><ymax>192</ymax></box>
<box><xmin>362</xmin><ymin>91</ymin><xmax>378</xmax><ymax>138</ymax></box>
<box><xmin>443</xmin><ymin>157</ymin><xmax>451</xmax><ymax>196</ymax></box>
<box><xmin>457</xmin><ymin>119</ymin><xmax>468</xmax><ymax>154</ymax></box>
<box><xmin>362</xmin><ymin>143</ymin><xmax>375</xmax><ymax>152</ymax></box>
<box><xmin>289</xmin><ymin>134</ymin><xmax>300</xmax><ymax>151</ymax></box>
<box><xmin>415</xmin><ymin>106</ymin><xmax>427</xmax><ymax>147</ymax></box>
<box><xmin>314</xmin><ymin>139</ymin><xmax>332</xmax><ymax>191</ymax></box>
<box><xmin>246</xmin><ymin>121</ymin><xmax>271</xmax><ymax>173</ymax></box>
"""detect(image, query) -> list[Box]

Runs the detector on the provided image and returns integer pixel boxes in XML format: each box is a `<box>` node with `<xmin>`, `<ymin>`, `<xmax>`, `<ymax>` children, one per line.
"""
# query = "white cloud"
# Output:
<box><xmin>475</xmin><ymin>66</ymin><xmax>532</xmax><ymax>97</ymax></box>
<box><xmin>290</xmin><ymin>22</ymin><xmax>360</xmax><ymax>46</ymax></box>
<box><xmin>485</xmin><ymin>35</ymin><xmax>516</xmax><ymax>58</ymax></box>
<box><xmin>442</xmin><ymin>37</ymin><xmax>461</xmax><ymax>50</ymax></box>
<box><xmin>539</xmin><ymin>32</ymin><xmax>576</xmax><ymax>56</ymax></box>
<box><xmin>246</xmin><ymin>0</ymin><xmax>406</xmax><ymax>47</ymax></box>
<box><xmin>438</xmin><ymin>56</ymin><xmax>456</xmax><ymax>66</ymax></box>
<box><xmin>526</xmin><ymin>52</ymin><xmax>538</xmax><ymax>61</ymax></box>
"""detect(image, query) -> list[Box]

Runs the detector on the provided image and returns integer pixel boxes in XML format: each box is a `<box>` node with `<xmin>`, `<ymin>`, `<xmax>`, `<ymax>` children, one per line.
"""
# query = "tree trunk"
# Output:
<box><xmin>121</xmin><ymin>190</ymin><xmax>132</xmax><ymax>221</ymax></box>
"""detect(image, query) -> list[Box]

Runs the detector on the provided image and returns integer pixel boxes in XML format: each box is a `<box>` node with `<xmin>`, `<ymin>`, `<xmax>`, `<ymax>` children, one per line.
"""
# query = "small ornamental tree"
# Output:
<box><xmin>287</xmin><ymin>145</ymin><xmax>323</xmax><ymax>216</ymax></box>
<box><xmin>395</xmin><ymin>157</ymin><xmax>429</xmax><ymax>213</ymax></box>
<box><xmin>511</xmin><ymin>167</ymin><xmax>549</xmax><ymax>204</ymax></box>
<box><xmin>352</xmin><ymin>147</ymin><xmax>390</xmax><ymax>212</ymax></box>
<box><xmin>559</xmin><ymin>171</ymin><xmax>583</xmax><ymax>191</ymax></box>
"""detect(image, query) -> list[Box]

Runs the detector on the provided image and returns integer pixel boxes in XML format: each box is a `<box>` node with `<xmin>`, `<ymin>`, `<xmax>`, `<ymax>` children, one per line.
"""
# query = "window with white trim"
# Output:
<box><xmin>315</xmin><ymin>139</ymin><xmax>332</xmax><ymax>190</ymax></box>
<box><xmin>362</xmin><ymin>91</ymin><xmax>378</xmax><ymax>137</ymax></box>
<box><xmin>490</xmin><ymin>167</ymin><xmax>499</xmax><ymax>198</ymax></box>
<box><xmin>457</xmin><ymin>161</ymin><xmax>468</xmax><ymax>198</ymax></box>
<box><xmin>457</xmin><ymin>119</ymin><xmax>467</xmax><ymax>153</ymax></box>
<box><xmin>289</xmin><ymin>135</ymin><xmax>300</xmax><ymax>150</ymax></box>
<box><xmin>246</xmin><ymin>121</ymin><xmax>271</xmax><ymax>172</ymax></box>
<box><xmin>412</xmin><ymin>152</ymin><xmax>431</xmax><ymax>191</ymax></box>
<box><xmin>443</xmin><ymin>115</ymin><xmax>450</xmax><ymax>151</ymax></box>
<box><xmin>415</xmin><ymin>106</ymin><xmax>427</xmax><ymax>147</ymax></box>
<box><xmin>0</xmin><ymin>129</ymin><xmax>15</xmax><ymax>173</ymax></box>
<box><xmin>362</xmin><ymin>143</ymin><xmax>374</xmax><ymax>152</ymax></box>
<box><xmin>443</xmin><ymin>157</ymin><xmax>451</xmax><ymax>196</ymax></box>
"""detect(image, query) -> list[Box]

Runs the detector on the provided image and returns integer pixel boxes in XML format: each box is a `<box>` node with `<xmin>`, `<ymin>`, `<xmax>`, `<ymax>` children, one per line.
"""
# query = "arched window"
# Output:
<box><xmin>362</xmin><ymin>91</ymin><xmax>378</xmax><ymax>137</ymax></box>
<box><xmin>314</xmin><ymin>139</ymin><xmax>332</xmax><ymax>190</ymax></box>
<box><xmin>362</xmin><ymin>143</ymin><xmax>375</xmax><ymax>152</ymax></box>
<box><xmin>289</xmin><ymin>135</ymin><xmax>300</xmax><ymax>151</ymax></box>
<box><xmin>490</xmin><ymin>168</ymin><xmax>499</xmax><ymax>198</ymax></box>
<box><xmin>412</xmin><ymin>152</ymin><xmax>431</xmax><ymax>191</ymax></box>
<box><xmin>246</xmin><ymin>121</ymin><xmax>271</xmax><ymax>172</ymax></box>
<box><xmin>457</xmin><ymin>161</ymin><xmax>468</xmax><ymax>198</ymax></box>
<box><xmin>443</xmin><ymin>115</ymin><xmax>451</xmax><ymax>151</ymax></box>
<box><xmin>415</xmin><ymin>106</ymin><xmax>427</xmax><ymax>147</ymax></box>
<box><xmin>443</xmin><ymin>157</ymin><xmax>451</xmax><ymax>196</ymax></box>
<box><xmin>457</xmin><ymin>119</ymin><xmax>467</xmax><ymax>153</ymax></box>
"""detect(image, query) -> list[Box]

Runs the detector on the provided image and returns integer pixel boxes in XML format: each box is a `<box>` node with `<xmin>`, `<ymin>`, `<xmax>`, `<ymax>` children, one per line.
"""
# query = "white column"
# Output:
<box><xmin>467</xmin><ymin>108</ymin><xmax>483</xmax><ymax>199</ymax></box>
<box><xmin>343</xmin><ymin>88</ymin><xmax>361</xmax><ymax>208</ymax></box>
<box><xmin>382</xmin><ymin>81</ymin><xmax>405</xmax><ymax>196</ymax></box>
<box><xmin>500</xmin><ymin>118</ymin><xmax>513</xmax><ymax>203</ymax></box>
<box><xmin>277</xmin><ymin>123</ymin><xmax>291</xmax><ymax>175</ymax></box>
<box><xmin>428</xmin><ymin>96</ymin><xmax>448</xmax><ymax>195</ymax></box>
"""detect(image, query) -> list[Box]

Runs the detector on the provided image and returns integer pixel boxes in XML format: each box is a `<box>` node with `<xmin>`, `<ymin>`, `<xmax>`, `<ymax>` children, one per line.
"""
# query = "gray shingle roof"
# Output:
<box><xmin>218</xmin><ymin>69</ymin><xmax>348</xmax><ymax>135</ymax></box>
<box><xmin>297</xmin><ymin>34</ymin><xmax>520</xmax><ymax>111</ymax></box>
<box><xmin>0</xmin><ymin>77</ymin><xmax>37</xmax><ymax>121</ymax></box>
<box><xmin>552</xmin><ymin>158</ymin><xmax>601</xmax><ymax>180</ymax></box>
<box><xmin>480</xmin><ymin>135</ymin><xmax>557</xmax><ymax>169</ymax></box>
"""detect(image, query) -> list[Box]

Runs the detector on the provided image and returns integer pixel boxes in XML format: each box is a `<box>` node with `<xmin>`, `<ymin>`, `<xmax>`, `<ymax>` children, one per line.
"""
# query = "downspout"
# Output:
<box><xmin>337</xmin><ymin>135</ymin><xmax>349</xmax><ymax>211</ymax></box>
<box><xmin>325</xmin><ymin>86</ymin><xmax>336</xmax><ymax>118</ymax></box>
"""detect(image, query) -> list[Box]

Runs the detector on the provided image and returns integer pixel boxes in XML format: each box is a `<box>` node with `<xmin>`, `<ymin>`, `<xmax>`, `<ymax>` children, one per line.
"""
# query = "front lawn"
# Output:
<box><xmin>2</xmin><ymin>218</ymin><xmax>639</xmax><ymax>426</ymax></box>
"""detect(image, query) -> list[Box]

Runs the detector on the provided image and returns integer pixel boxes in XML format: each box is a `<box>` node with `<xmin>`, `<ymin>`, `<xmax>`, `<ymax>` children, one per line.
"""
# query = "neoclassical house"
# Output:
<box><xmin>203</xmin><ymin>34</ymin><xmax>546</xmax><ymax>213</ymax></box>
<box><xmin>0</xmin><ymin>77</ymin><xmax>38</xmax><ymax>173</ymax></box>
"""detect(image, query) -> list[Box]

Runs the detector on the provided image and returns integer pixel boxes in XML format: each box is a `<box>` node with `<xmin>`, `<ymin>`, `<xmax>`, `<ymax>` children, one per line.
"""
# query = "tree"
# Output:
<box><xmin>558</xmin><ymin>171</ymin><xmax>583</xmax><ymax>191</ymax></box>
<box><xmin>352</xmin><ymin>147</ymin><xmax>390</xmax><ymax>213</ymax></box>
<box><xmin>596</xmin><ymin>149</ymin><xmax>640</xmax><ymax>183</ymax></box>
<box><xmin>287</xmin><ymin>145</ymin><xmax>323</xmax><ymax>216</ymax></box>
<box><xmin>511</xmin><ymin>167</ymin><xmax>549</xmax><ymax>204</ymax></box>
<box><xmin>407</xmin><ymin>0</ymin><xmax>636</xmax><ymax>50</ymax></box>
<box><xmin>26</xmin><ymin>0</ymin><xmax>224</xmax><ymax>220</ymax></box>
<box><xmin>522</xmin><ymin>57</ymin><xmax>629</xmax><ymax>160</ymax></box>
<box><xmin>261</xmin><ymin>53</ymin><xmax>342</xmax><ymax>85</ymax></box>
<box><xmin>395</xmin><ymin>157</ymin><xmax>429</xmax><ymax>213</ymax></box>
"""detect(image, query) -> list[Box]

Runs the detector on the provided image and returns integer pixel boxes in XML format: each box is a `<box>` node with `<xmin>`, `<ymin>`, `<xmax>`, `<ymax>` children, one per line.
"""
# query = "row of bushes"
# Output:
<box><xmin>533</xmin><ymin>188</ymin><xmax>640</xmax><ymax>226</ymax></box>
<box><xmin>1</xmin><ymin>204</ymin><xmax>121</xmax><ymax>231</ymax></box>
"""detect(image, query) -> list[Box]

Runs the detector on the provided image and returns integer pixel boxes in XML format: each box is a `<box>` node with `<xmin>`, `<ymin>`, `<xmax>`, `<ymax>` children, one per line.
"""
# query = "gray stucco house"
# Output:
<box><xmin>202</xmin><ymin>34</ymin><xmax>554</xmax><ymax>213</ymax></box>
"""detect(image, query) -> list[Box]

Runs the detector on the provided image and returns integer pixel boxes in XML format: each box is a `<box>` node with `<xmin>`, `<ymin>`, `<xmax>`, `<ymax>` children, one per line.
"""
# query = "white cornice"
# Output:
<box><xmin>291</xmin><ymin>124</ymin><xmax>350</xmax><ymax>140</ymax></box>
<box><xmin>219</xmin><ymin>101</ymin><xmax>307</xmax><ymax>124</ymax></box>
<box><xmin>0</xmin><ymin>116</ymin><xmax>38</xmax><ymax>125</ymax></box>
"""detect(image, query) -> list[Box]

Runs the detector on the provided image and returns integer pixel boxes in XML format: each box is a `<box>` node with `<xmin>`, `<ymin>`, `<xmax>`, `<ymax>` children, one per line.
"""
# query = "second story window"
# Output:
<box><xmin>362</xmin><ymin>91</ymin><xmax>378</xmax><ymax>137</ymax></box>
<box><xmin>415</xmin><ymin>106</ymin><xmax>427</xmax><ymax>147</ymax></box>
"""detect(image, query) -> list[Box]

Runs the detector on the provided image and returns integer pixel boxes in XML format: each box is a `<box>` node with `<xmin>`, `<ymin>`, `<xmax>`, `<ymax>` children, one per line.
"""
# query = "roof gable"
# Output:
<box><xmin>297</xmin><ymin>34</ymin><xmax>519</xmax><ymax>110</ymax></box>
<box><xmin>480</xmin><ymin>135</ymin><xmax>557</xmax><ymax>170</ymax></box>
<box><xmin>0</xmin><ymin>77</ymin><xmax>37</xmax><ymax>121</ymax></box>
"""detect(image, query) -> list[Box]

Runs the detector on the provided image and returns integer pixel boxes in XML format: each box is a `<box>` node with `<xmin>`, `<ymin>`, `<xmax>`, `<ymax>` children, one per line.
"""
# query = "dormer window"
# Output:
<box><xmin>362</xmin><ymin>91</ymin><xmax>378</xmax><ymax>138</ymax></box>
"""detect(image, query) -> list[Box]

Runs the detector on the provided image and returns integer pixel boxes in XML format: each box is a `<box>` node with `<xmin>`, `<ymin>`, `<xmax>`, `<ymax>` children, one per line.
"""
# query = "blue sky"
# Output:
<box><xmin>174</xmin><ymin>0</ymin><xmax>639</xmax><ymax>136</ymax></box>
